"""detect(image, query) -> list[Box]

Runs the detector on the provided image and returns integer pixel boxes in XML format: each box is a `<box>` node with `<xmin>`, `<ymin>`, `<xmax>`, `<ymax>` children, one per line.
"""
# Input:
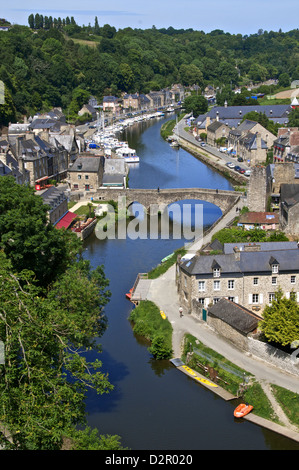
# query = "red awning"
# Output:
<box><xmin>55</xmin><ymin>211</ymin><xmax>77</xmax><ymax>229</ymax></box>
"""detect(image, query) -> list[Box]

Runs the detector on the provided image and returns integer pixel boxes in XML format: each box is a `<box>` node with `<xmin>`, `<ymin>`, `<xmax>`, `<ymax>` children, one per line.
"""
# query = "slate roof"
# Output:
<box><xmin>195</xmin><ymin>104</ymin><xmax>291</xmax><ymax>129</ymax></box>
<box><xmin>280</xmin><ymin>184</ymin><xmax>299</xmax><ymax>207</ymax></box>
<box><xmin>223</xmin><ymin>241</ymin><xmax>298</xmax><ymax>253</ymax></box>
<box><xmin>181</xmin><ymin>243</ymin><xmax>299</xmax><ymax>276</ymax></box>
<box><xmin>69</xmin><ymin>156</ymin><xmax>103</xmax><ymax>172</ymax></box>
<box><xmin>208</xmin><ymin>298</ymin><xmax>262</xmax><ymax>335</ymax></box>
<box><xmin>103</xmin><ymin>95</ymin><xmax>118</xmax><ymax>102</ymax></box>
<box><xmin>207</xmin><ymin>121</ymin><xmax>226</xmax><ymax>132</ymax></box>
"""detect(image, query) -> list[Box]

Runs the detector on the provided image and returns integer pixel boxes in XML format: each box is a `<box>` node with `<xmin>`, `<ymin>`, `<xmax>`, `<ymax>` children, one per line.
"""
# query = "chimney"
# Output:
<box><xmin>256</xmin><ymin>132</ymin><xmax>262</xmax><ymax>149</ymax></box>
<box><xmin>233</xmin><ymin>246</ymin><xmax>241</xmax><ymax>261</ymax></box>
<box><xmin>205</xmin><ymin>116</ymin><xmax>210</xmax><ymax>131</ymax></box>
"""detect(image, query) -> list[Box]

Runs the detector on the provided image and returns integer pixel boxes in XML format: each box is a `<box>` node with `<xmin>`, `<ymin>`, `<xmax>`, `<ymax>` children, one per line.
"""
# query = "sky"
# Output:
<box><xmin>3</xmin><ymin>0</ymin><xmax>299</xmax><ymax>35</ymax></box>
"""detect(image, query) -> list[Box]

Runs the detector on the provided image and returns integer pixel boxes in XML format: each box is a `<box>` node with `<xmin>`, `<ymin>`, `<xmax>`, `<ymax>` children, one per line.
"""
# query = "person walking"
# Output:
<box><xmin>179</xmin><ymin>307</ymin><xmax>183</xmax><ymax>317</ymax></box>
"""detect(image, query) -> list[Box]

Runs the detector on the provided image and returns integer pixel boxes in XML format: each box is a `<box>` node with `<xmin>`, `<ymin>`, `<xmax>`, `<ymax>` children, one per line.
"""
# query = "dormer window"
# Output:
<box><xmin>213</xmin><ymin>268</ymin><xmax>220</xmax><ymax>277</ymax></box>
<box><xmin>212</xmin><ymin>259</ymin><xmax>221</xmax><ymax>277</ymax></box>
<box><xmin>272</xmin><ymin>264</ymin><xmax>278</xmax><ymax>274</ymax></box>
<box><xmin>269</xmin><ymin>256</ymin><xmax>279</xmax><ymax>274</ymax></box>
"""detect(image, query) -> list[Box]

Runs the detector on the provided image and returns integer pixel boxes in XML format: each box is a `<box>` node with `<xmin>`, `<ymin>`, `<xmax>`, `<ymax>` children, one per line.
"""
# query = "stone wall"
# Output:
<box><xmin>247</xmin><ymin>335</ymin><xmax>299</xmax><ymax>377</ymax></box>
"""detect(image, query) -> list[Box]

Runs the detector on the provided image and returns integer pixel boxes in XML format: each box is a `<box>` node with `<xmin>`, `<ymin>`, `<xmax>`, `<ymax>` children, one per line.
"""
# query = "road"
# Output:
<box><xmin>173</xmin><ymin>115</ymin><xmax>250</xmax><ymax>172</ymax></box>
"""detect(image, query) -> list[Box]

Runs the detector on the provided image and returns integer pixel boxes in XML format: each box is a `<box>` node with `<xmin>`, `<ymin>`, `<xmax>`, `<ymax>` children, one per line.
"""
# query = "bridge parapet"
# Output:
<box><xmin>95</xmin><ymin>187</ymin><xmax>242</xmax><ymax>213</ymax></box>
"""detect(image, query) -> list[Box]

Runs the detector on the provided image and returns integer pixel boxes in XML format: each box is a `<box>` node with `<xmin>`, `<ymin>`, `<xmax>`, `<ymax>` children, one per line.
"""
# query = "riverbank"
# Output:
<box><xmin>131</xmin><ymin>198</ymin><xmax>299</xmax><ymax>444</ymax></box>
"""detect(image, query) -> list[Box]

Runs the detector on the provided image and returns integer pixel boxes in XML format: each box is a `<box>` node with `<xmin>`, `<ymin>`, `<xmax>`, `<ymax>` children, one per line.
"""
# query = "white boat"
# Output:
<box><xmin>116</xmin><ymin>146</ymin><xmax>140</xmax><ymax>163</ymax></box>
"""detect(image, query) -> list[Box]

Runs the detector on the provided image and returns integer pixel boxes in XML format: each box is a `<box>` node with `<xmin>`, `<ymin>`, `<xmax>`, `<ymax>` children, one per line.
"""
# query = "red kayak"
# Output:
<box><xmin>234</xmin><ymin>403</ymin><xmax>253</xmax><ymax>418</ymax></box>
<box><xmin>125</xmin><ymin>288</ymin><xmax>133</xmax><ymax>300</ymax></box>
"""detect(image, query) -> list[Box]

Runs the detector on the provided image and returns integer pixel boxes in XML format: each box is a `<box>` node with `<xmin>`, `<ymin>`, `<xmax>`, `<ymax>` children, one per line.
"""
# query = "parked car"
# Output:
<box><xmin>200</xmin><ymin>142</ymin><xmax>206</xmax><ymax>146</ymax></box>
<box><xmin>244</xmin><ymin>170</ymin><xmax>251</xmax><ymax>177</ymax></box>
<box><xmin>226</xmin><ymin>162</ymin><xmax>235</xmax><ymax>168</ymax></box>
<box><xmin>234</xmin><ymin>165</ymin><xmax>242</xmax><ymax>172</ymax></box>
<box><xmin>239</xmin><ymin>168</ymin><xmax>245</xmax><ymax>174</ymax></box>
<box><xmin>237</xmin><ymin>157</ymin><xmax>244</xmax><ymax>162</ymax></box>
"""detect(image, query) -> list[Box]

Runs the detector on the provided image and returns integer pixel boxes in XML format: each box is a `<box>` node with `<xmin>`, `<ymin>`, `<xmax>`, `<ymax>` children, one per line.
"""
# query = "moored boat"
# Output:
<box><xmin>125</xmin><ymin>288</ymin><xmax>133</xmax><ymax>300</ymax></box>
<box><xmin>234</xmin><ymin>403</ymin><xmax>253</xmax><ymax>418</ymax></box>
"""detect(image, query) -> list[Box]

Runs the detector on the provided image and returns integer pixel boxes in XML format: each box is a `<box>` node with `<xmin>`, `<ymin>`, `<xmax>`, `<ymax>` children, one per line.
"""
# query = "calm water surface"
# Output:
<box><xmin>83</xmin><ymin>116</ymin><xmax>299</xmax><ymax>450</ymax></box>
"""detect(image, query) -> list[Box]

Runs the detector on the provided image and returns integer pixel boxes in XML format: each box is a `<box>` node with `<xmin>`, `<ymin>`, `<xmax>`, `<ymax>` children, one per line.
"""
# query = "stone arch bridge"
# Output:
<box><xmin>95</xmin><ymin>187</ymin><xmax>242</xmax><ymax>214</ymax></box>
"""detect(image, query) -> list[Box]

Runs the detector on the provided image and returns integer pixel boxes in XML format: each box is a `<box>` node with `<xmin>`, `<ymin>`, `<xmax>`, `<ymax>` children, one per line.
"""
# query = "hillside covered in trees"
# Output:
<box><xmin>0</xmin><ymin>15</ymin><xmax>299</xmax><ymax>123</ymax></box>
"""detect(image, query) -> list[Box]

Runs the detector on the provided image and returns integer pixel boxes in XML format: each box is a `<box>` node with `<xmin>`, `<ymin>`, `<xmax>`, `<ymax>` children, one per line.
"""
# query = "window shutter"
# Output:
<box><xmin>248</xmin><ymin>294</ymin><xmax>252</xmax><ymax>304</ymax></box>
<box><xmin>235</xmin><ymin>296</ymin><xmax>238</xmax><ymax>304</ymax></box>
<box><xmin>286</xmin><ymin>292</ymin><xmax>290</xmax><ymax>299</ymax></box>
<box><xmin>260</xmin><ymin>293</ymin><xmax>263</xmax><ymax>304</ymax></box>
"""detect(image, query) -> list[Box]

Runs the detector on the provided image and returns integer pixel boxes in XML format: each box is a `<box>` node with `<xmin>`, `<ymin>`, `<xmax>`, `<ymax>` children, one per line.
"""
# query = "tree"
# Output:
<box><xmin>0</xmin><ymin>252</ymin><xmax>113</xmax><ymax>450</ymax></box>
<box><xmin>94</xmin><ymin>16</ymin><xmax>100</xmax><ymax>35</ymax></box>
<box><xmin>28</xmin><ymin>14</ymin><xmax>34</xmax><ymax>29</ymax></box>
<box><xmin>0</xmin><ymin>176</ymin><xmax>80</xmax><ymax>286</ymax></box>
<box><xmin>261</xmin><ymin>290</ymin><xmax>299</xmax><ymax>347</ymax></box>
<box><xmin>183</xmin><ymin>94</ymin><xmax>208</xmax><ymax>117</ymax></box>
<box><xmin>288</xmin><ymin>107</ymin><xmax>299</xmax><ymax>127</ymax></box>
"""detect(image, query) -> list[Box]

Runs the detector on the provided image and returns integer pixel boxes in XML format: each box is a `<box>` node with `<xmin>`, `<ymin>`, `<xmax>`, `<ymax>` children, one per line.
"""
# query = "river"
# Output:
<box><xmin>83</xmin><ymin>115</ymin><xmax>299</xmax><ymax>450</ymax></box>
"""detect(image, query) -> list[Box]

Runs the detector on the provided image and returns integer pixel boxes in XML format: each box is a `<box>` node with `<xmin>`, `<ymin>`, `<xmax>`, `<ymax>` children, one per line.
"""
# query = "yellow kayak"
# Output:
<box><xmin>160</xmin><ymin>310</ymin><xmax>166</xmax><ymax>319</ymax></box>
<box><xmin>182</xmin><ymin>365</ymin><xmax>218</xmax><ymax>388</ymax></box>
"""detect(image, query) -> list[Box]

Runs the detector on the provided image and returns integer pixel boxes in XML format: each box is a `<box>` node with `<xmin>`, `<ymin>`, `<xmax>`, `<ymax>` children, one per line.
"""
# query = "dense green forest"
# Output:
<box><xmin>0</xmin><ymin>15</ymin><xmax>299</xmax><ymax>124</ymax></box>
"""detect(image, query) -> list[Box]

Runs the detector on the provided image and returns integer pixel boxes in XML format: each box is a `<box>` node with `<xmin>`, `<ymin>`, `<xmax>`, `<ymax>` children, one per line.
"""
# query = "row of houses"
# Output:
<box><xmin>195</xmin><ymin>102</ymin><xmax>298</xmax><ymax>166</ymax></box>
<box><xmin>101</xmin><ymin>85</ymin><xmax>185</xmax><ymax>115</ymax></box>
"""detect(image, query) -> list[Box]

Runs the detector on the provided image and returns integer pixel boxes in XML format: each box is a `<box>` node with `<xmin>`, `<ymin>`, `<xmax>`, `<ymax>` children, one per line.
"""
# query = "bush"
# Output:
<box><xmin>129</xmin><ymin>301</ymin><xmax>173</xmax><ymax>359</ymax></box>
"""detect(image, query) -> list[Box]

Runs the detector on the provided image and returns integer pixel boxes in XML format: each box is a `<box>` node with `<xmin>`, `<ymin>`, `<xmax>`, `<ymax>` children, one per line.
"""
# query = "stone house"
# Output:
<box><xmin>227</xmin><ymin>119</ymin><xmax>276</xmax><ymax>165</ymax></box>
<box><xmin>11</xmin><ymin>135</ymin><xmax>48</xmax><ymax>187</ymax></box>
<box><xmin>0</xmin><ymin>139</ymin><xmax>28</xmax><ymax>184</ymax></box>
<box><xmin>39</xmin><ymin>186</ymin><xmax>68</xmax><ymax>225</ymax></box>
<box><xmin>146</xmin><ymin>92</ymin><xmax>164</xmax><ymax>109</ymax></box>
<box><xmin>68</xmin><ymin>155</ymin><xmax>104</xmax><ymax>192</ymax></box>
<box><xmin>123</xmin><ymin>93</ymin><xmax>139</xmax><ymax>111</ymax></box>
<box><xmin>78</xmin><ymin>104</ymin><xmax>98</xmax><ymax>121</ymax></box>
<box><xmin>206</xmin><ymin>298</ymin><xmax>262</xmax><ymax>351</ymax></box>
<box><xmin>177</xmin><ymin>241</ymin><xmax>299</xmax><ymax>315</ymax></box>
<box><xmin>206</xmin><ymin>121</ymin><xmax>228</xmax><ymax>146</ymax></box>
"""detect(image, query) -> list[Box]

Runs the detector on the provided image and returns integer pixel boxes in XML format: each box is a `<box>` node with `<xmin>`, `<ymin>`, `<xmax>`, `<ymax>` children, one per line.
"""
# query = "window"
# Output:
<box><xmin>228</xmin><ymin>280</ymin><xmax>235</xmax><ymax>290</ymax></box>
<box><xmin>213</xmin><ymin>268</ymin><xmax>220</xmax><ymax>277</ymax></box>
<box><xmin>272</xmin><ymin>277</ymin><xmax>277</xmax><ymax>285</ymax></box>
<box><xmin>213</xmin><ymin>298</ymin><xmax>220</xmax><ymax>304</ymax></box>
<box><xmin>269</xmin><ymin>293</ymin><xmax>275</xmax><ymax>304</ymax></box>
<box><xmin>252</xmin><ymin>294</ymin><xmax>259</xmax><ymax>304</ymax></box>
<box><xmin>85</xmin><ymin>175</ymin><xmax>89</xmax><ymax>180</ymax></box>
<box><xmin>198</xmin><ymin>281</ymin><xmax>205</xmax><ymax>292</ymax></box>
<box><xmin>272</xmin><ymin>264</ymin><xmax>278</xmax><ymax>274</ymax></box>
<box><xmin>213</xmin><ymin>280</ymin><xmax>220</xmax><ymax>290</ymax></box>
<box><xmin>291</xmin><ymin>276</ymin><xmax>296</xmax><ymax>284</ymax></box>
<box><xmin>228</xmin><ymin>297</ymin><xmax>234</xmax><ymax>302</ymax></box>
<box><xmin>78</xmin><ymin>175</ymin><xmax>81</xmax><ymax>179</ymax></box>
<box><xmin>198</xmin><ymin>298</ymin><xmax>205</xmax><ymax>305</ymax></box>
<box><xmin>253</xmin><ymin>277</ymin><xmax>259</xmax><ymax>285</ymax></box>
